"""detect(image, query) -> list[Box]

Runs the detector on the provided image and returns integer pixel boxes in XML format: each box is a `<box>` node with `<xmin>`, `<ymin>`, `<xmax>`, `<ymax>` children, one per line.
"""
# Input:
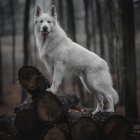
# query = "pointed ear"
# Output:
<box><xmin>35</xmin><ymin>5</ymin><xmax>43</xmax><ymax>17</ymax></box>
<box><xmin>47</xmin><ymin>5</ymin><xmax>57</xmax><ymax>19</ymax></box>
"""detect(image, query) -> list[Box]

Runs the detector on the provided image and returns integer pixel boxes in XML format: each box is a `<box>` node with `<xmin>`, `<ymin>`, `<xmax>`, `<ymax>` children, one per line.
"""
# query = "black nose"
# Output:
<box><xmin>43</xmin><ymin>26</ymin><xmax>48</xmax><ymax>31</ymax></box>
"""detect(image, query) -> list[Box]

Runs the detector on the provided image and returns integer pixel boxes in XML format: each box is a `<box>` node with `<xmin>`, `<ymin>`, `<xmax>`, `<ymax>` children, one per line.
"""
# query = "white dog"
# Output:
<box><xmin>34</xmin><ymin>5</ymin><xmax>119</xmax><ymax>114</ymax></box>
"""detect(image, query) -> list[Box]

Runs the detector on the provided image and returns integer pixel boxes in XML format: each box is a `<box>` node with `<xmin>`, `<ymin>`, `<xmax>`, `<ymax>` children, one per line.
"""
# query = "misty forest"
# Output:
<box><xmin>0</xmin><ymin>0</ymin><xmax>140</xmax><ymax>140</ymax></box>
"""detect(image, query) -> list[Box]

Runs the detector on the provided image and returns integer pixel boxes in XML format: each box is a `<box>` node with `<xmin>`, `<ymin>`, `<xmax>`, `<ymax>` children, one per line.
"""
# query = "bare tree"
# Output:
<box><xmin>58</xmin><ymin>0</ymin><xmax>64</xmax><ymax>27</ymax></box>
<box><xmin>90</xmin><ymin>0</ymin><xmax>97</xmax><ymax>52</ymax></box>
<box><xmin>10</xmin><ymin>0</ymin><xmax>16</xmax><ymax>83</ymax></box>
<box><xmin>23</xmin><ymin>0</ymin><xmax>31</xmax><ymax>65</ymax></box>
<box><xmin>119</xmin><ymin>0</ymin><xmax>137</xmax><ymax>120</ymax></box>
<box><xmin>21</xmin><ymin>0</ymin><xmax>31</xmax><ymax>102</ymax></box>
<box><xmin>84</xmin><ymin>0</ymin><xmax>90</xmax><ymax>50</ymax></box>
<box><xmin>95</xmin><ymin>0</ymin><xmax>105</xmax><ymax>58</ymax></box>
<box><xmin>66</xmin><ymin>0</ymin><xmax>76</xmax><ymax>41</ymax></box>
<box><xmin>106</xmin><ymin>0</ymin><xmax>115</xmax><ymax>73</ymax></box>
<box><xmin>0</xmin><ymin>4</ymin><xmax>4</xmax><ymax>104</ymax></box>
<box><xmin>0</xmin><ymin>39</ymin><xmax>3</xmax><ymax>104</ymax></box>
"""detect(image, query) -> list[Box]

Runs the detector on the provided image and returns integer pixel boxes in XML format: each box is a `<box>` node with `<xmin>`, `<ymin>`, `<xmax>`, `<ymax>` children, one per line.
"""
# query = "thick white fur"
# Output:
<box><xmin>34</xmin><ymin>5</ymin><xmax>119</xmax><ymax>114</ymax></box>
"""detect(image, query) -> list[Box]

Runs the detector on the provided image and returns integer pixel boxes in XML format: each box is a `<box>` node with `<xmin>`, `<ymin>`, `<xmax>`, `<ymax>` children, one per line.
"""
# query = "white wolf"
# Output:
<box><xmin>34</xmin><ymin>5</ymin><xmax>119</xmax><ymax>114</ymax></box>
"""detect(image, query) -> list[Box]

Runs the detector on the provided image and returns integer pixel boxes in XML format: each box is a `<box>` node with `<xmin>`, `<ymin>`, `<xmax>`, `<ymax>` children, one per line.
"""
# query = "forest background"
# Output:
<box><xmin>0</xmin><ymin>0</ymin><xmax>140</xmax><ymax>122</ymax></box>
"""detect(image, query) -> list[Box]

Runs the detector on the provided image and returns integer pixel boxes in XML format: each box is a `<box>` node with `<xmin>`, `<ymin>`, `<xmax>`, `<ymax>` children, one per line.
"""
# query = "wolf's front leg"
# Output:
<box><xmin>47</xmin><ymin>61</ymin><xmax>65</xmax><ymax>94</ymax></box>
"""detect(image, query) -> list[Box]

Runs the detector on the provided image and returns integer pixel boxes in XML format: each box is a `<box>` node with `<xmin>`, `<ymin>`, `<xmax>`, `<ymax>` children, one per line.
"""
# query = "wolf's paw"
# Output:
<box><xmin>46</xmin><ymin>88</ymin><xmax>57</xmax><ymax>94</ymax></box>
<box><xmin>107</xmin><ymin>109</ymin><xmax>114</xmax><ymax>112</ymax></box>
<box><xmin>46</xmin><ymin>88</ymin><xmax>51</xmax><ymax>92</ymax></box>
<box><xmin>92</xmin><ymin>110</ymin><xmax>99</xmax><ymax>115</ymax></box>
<box><xmin>92</xmin><ymin>109</ymin><xmax>106</xmax><ymax>115</ymax></box>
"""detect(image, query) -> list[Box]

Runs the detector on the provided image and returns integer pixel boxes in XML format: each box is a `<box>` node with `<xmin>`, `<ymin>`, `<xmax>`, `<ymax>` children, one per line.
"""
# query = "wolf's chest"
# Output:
<box><xmin>39</xmin><ymin>47</ymin><xmax>46</xmax><ymax>60</ymax></box>
<box><xmin>39</xmin><ymin>47</ymin><xmax>55</xmax><ymax>65</ymax></box>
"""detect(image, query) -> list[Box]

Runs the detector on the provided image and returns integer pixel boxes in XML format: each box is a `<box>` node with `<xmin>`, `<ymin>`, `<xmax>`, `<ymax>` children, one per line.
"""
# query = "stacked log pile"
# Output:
<box><xmin>0</xmin><ymin>66</ymin><xmax>140</xmax><ymax>140</ymax></box>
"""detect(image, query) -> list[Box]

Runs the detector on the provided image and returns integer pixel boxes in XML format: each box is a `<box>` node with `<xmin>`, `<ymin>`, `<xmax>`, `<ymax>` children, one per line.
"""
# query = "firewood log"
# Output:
<box><xmin>35</xmin><ymin>91</ymin><xmax>71</xmax><ymax>123</ymax></box>
<box><xmin>67</xmin><ymin>110</ymin><xmax>102</xmax><ymax>140</ymax></box>
<box><xmin>132</xmin><ymin>125</ymin><xmax>140</xmax><ymax>139</ymax></box>
<box><xmin>41</xmin><ymin>126</ymin><xmax>68</xmax><ymax>140</ymax></box>
<box><xmin>0</xmin><ymin>115</ymin><xmax>17</xmax><ymax>140</ymax></box>
<box><xmin>69</xmin><ymin>117</ymin><xmax>100</xmax><ymax>140</ymax></box>
<box><xmin>67</xmin><ymin>108</ymin><xmax>114</xmax><ymax>124</ymax></box>
<box><xmin>102</xmin><ymin>115</ymin><xmax>132</xmax><ymax>140</ymax></box>
<box><xmin>17</xmin><ymin>66</ymin><xmax>140</xmax><ymax>140</ymax></box>
<box><xmin>18</xmin><ymin>66</ymin><xmax>50</xmax><ymax>99</ymax></box>
<box><xmin>15</xmin><ymin>101</ymin><xmax>37</xmax><ymax>135</ymax></box>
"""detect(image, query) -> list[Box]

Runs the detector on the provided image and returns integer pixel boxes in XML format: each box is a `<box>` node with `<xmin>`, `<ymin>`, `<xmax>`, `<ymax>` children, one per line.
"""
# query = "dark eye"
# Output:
<box><xmin>40</xmin><ymin>20</ymin><xmax>43</xmax><ymax>23</ymax></box>
<box><xmin>47</xmin><ymin>20</ymin><xmax>51</xmax><ymax>23</ymax></box>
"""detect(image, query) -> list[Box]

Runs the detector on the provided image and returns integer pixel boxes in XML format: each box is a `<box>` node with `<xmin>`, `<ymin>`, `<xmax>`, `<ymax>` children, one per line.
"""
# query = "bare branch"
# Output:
<box><xmin>134</xmin><ymin>0</ymin><xmax>140</xmax><ymax>4</ymax></box>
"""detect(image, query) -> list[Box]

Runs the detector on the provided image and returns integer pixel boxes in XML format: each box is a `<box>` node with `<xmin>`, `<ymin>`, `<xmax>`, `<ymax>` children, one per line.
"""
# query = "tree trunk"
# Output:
<box><xmin>22</xmin><ymin>0</ymin><xmax>31</xmax><ymax>102</ymax></box>
<box><xmin>119</xmin><ymin>0</ymin><xmax>137</xmax><ymax>120</ymax></box>
<box><xmin>90</xmin><ymin>0</ymin><xmax>97</xmax><ymax>52</ymax></box>
<box><xmin>10</xmin><ymin>0</ymin><xmax>16</xmax><ymax>83</ymax></box>
<box><xmin>84</xmin><ymin>0</ymin><xmax>90</xmax><ymax>50</ymax></box>
<box><xmin>23</xmin><ymin>0</ymin><xmax>31</xmax><ymax>65</ymax></box>
<box><xmin>66</xmin><ymin>0</ymin><xmax>76</xmax><ymax>41</ymax></box>
<box><xmin>0</xmin><ymin>39</ymin><xmax>3</xmax><ymax>104</ymax></box>
<box><xmin>58</xmin><ymin>0</ymin><xmax>64</xmax><ymax>27</ymax></box>
<box><xmin>95</xmin><ymin>0</ymin><xmax>105</xmax><ymax>58</ymax></box>
<box><xmin>106</xmin><ymin>0</ymin><xmax>115</xmax><ymax>74</ymax></box>
<box><xmin>105</xmin><ymin>0</ymin><xmax>119</xmax><ymax>90</ymax></box>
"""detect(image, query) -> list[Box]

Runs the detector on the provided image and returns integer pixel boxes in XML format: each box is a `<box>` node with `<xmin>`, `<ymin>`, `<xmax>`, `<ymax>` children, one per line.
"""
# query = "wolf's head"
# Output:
<box><xmin>34</xmin><ymin>5</ymin><xmax>57</xmax><ymax>34</ymax></box>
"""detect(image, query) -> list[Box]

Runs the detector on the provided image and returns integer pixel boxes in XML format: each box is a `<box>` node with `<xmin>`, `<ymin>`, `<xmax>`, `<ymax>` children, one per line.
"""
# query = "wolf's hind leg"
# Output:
<box><xmin>80</xmin><ymin>75</ymin><xmax>104</xmax><ymax>114</ymax></box>
<box><xmin>92</xmin><ymin>93</ymin><xmax>104</xmax><ymax>115</ymax></box>
<box><xmin>106</xmin><ymin>95</ymin><xmax>114</xmax><ymax>112</ymax></box>
<box><xmin>105</xmin><ymin>88</ymin><xmax>117</xmax><ymax>112</ymax></box>
<box><xmin>87</xmin><ymin>70</ymin><xmax>118</xmax><ymax>113</ymax></box>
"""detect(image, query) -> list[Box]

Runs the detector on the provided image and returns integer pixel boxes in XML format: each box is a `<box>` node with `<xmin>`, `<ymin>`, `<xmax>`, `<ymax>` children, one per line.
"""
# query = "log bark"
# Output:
<box><xmin>67</xmin><ymin>108</ymin><xmax>114</xmax><ymax>123</ymax></box>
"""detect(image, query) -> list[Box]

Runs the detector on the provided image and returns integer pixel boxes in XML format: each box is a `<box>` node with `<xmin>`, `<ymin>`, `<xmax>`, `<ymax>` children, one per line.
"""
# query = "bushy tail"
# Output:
<box><xmin>111</xmin><ymin>88</ymin><xmax>119</xmax><ymax>105</ymax></box>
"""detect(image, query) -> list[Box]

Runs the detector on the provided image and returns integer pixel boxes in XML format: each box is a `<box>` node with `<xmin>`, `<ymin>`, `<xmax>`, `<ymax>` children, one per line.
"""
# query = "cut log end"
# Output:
<box><xmin>36</xmin><ymin>91</ymin><xmax>64</xmax><ymax>123</ymax></box>
<box><xmin>15</xmin><ymin>108</ymin><xmax>37</xmax><ymax>134</ymax></box>
<box><xmin>42</xmin><ymin>127</ymin><xmax>67</xmax><ymax>140</ymax></box>
<box><xmin>18</xmin><ymin>66</ymin><xmax>50</xmax><ymax>96</ymax></box>
<box><xmin>103</xmin><ymin>115</ymin><xmax>132</xmax><ymax>140</ymax></box>
<box><xmin>70</xmin><ymin>117</ymin><xmax>100</xmax><ymax>140</ymax></box>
